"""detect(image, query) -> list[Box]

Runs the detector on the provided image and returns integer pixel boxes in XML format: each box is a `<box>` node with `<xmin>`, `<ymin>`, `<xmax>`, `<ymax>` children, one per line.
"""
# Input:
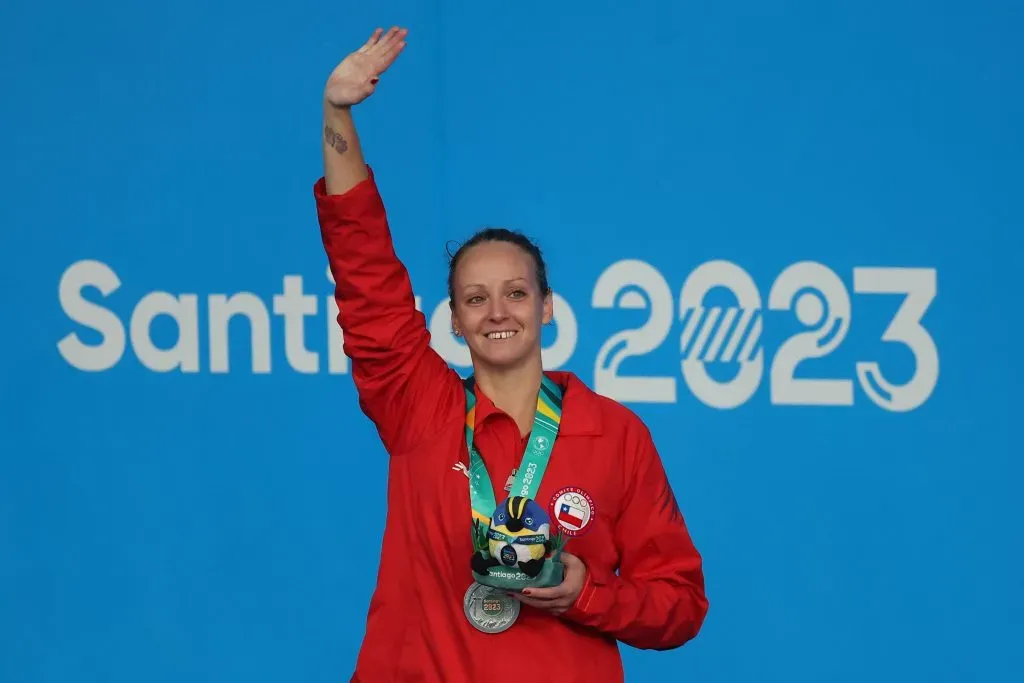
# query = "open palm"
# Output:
<box><xmin>325</xmin><ymin>27</ymin><xmax>408</xmax><ymax>108</ymax></box>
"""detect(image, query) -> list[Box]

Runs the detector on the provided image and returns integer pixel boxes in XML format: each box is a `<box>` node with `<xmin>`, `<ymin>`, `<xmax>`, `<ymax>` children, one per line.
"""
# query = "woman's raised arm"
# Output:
<box><xmin>314</xmin><ymin>27</ymin><xmax>460</xmax><ymax>455</ymax></box>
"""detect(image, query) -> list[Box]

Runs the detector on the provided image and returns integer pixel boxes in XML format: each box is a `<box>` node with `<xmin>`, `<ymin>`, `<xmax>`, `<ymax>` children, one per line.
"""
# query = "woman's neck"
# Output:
<box><xmin>473</xmin><ymin>356</ymin><xmax>544</xmax><ymax>437</ymax></box>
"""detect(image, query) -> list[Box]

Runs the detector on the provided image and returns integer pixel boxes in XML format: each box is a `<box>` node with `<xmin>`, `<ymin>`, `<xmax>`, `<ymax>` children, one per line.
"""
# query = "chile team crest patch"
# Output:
<box><xmin>549</xmin><ymin>487</ymin><xmax>595</xmax><ymax>537</ymax></box>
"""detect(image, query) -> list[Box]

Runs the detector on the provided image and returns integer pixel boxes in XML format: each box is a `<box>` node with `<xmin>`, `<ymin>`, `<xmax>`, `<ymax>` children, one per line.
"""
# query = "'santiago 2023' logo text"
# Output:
<box><xmin>57</xmin><ymin>259</ymin><xmax>938</xmax><ymax>412</ymax></box>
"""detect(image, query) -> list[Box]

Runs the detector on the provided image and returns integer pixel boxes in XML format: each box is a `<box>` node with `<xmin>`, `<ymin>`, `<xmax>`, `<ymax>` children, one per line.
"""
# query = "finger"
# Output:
<box><xmin>374</xmin><ymin>41</ymin><xmax>406</xmax><ymax>73</ymax></box>
<box><xmin>519</xmin><ymin>585</ymin><xmax>570</xmax><ymax>601</ymax></box>
<box><xmin>360</xmin><ymin>28</ymin><xmax>384</xmax><ymax>52</ymax></box>
<box><xmin>368</xmin><ymin>26</ymin><xmax>402</xmax><ymax>55</ymax></box>
<box><xmin>368</xmin><ymin>43</ymin><xmax>405</xmax><ymax>80</ymax></box>
<box><xmin>513</xmin><ymin>594</ymin><xmax>569</xmax><ymax>611</ymax></box>
<box><xmin>379</xmin><ymin>30</ymin><xmax>407</xmax><ymax>57</ymax></box>
<box><xmin>372</xmin><ymin>29</ymin><xmax>406</xmax><ymax>63</ymax></box>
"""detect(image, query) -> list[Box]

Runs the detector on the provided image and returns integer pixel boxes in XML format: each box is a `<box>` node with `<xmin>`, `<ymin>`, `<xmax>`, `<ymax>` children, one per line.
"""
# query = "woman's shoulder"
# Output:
<box><xmin>549</xmin><ymin>371</ymin><xmax>654</xmax><ymax>442</ymax></box>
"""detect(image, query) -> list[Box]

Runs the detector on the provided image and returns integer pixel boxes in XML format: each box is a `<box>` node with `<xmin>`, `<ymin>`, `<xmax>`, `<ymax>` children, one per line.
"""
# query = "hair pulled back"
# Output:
<box><xmin>446</xmin><ymin>228</ymin><xmax>550</xmax><ymax>306</ymax></box>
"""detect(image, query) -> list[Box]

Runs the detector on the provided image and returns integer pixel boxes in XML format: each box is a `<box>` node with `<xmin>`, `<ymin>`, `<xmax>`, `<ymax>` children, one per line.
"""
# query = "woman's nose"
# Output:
<box><xmin>487</xmin><ymin>299</ymin><xmax>508</xmax><ymax>321</ymax></box>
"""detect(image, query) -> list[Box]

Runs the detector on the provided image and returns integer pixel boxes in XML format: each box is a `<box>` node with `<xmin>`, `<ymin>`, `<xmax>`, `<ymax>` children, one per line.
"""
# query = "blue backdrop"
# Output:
<box><xmin>2</xmin><ymin>1</ymin><xmax>1020</xmax><ymax>681</ymax></box>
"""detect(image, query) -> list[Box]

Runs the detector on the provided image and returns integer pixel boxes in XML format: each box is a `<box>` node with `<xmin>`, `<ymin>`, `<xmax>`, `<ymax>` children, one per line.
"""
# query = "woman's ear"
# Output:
<box><xmin>450</xmin><ymin>303</ymin><xmax>463</xmax><ymax>336</ymax></box>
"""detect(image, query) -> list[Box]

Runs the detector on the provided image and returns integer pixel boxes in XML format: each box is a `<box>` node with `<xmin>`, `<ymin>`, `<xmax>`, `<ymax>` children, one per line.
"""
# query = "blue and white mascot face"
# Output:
<box><xmin>488</xmin><ymin>496</ymin><xmax>551</xmax><ymax>567</ymax></box>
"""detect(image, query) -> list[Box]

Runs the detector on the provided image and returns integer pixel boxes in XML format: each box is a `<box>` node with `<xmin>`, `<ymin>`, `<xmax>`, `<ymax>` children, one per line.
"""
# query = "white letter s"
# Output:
<box><xmin>57</xmin><ymin>260</ymin><xmax>126</xmax><ymax>371</ymax></box>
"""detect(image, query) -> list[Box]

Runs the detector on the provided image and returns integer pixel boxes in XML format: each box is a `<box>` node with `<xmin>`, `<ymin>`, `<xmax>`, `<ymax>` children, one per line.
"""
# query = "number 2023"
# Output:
<box><xmin>592</xmin><ymin>260</ymin><xmax>938</xmax><ymax>412</ymax></box>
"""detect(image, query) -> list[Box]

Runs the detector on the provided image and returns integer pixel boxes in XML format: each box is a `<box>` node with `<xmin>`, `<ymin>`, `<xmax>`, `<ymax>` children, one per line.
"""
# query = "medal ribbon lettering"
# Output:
<box><xmin>462</xmin><ymin>375</ymin><xmax>563</xmax><ymax>530</ymax></box>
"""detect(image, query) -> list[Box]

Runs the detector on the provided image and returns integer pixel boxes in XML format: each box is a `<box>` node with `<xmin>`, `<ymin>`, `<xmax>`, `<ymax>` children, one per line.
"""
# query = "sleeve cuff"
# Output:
<box><xmin>312</xmin><ymin>164</ymin><xmax>377</xmax><ymax>202</ymax></box>
<box><xmin>561</xmin><ymin>559</ymin><xmax>610</xmax><ymax>624</ymax></box>
<box><xmin>312</xmin><ymin>165</ymin><xmax>385</xmax><ymax>229</ymax></box>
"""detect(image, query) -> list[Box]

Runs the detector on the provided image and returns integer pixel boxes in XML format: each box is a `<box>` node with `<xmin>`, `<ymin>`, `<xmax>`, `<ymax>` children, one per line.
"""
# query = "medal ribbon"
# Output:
<box><xmin>463</xmin><ymin>375</ymin><xmax>564</xmax><ymax>528</ymax></box>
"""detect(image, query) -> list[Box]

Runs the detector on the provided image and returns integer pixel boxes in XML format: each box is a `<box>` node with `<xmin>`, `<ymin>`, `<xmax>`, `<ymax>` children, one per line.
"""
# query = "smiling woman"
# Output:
<box><xmin>446</xmin><ymin>230</ymin><xmax>554</xmax><ymax>400</ymax></box>
<box><xmin>313</xmin><ymin>25</ymin><xmax>708</xmax><ymax>683</ymax></box>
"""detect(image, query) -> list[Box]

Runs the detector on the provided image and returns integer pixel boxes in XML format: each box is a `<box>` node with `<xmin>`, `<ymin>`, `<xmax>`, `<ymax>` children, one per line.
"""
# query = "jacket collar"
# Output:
<box><xmin>466</xmin><ymin>370</ymin><xmax>604</xmax><ymax>437</ymax></box>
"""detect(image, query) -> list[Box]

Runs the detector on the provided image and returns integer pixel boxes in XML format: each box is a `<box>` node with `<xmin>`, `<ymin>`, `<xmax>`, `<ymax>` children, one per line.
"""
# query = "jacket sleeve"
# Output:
<box><xmin>561</xmin><ymin>419</ymin><xmax>709</xmax><ymax>650</ymax></box>
<box><xmin>314</xmin><ymin>167</ymin><xmax>459</xmax><ymax>456</ymax></box>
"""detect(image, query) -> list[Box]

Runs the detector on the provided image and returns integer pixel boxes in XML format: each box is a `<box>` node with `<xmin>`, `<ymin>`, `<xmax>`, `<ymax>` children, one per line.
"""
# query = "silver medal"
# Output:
<box><xmin>463</xmin><ymin>582</ymin><xmax>520</xmax><ymax>634</ymax></box>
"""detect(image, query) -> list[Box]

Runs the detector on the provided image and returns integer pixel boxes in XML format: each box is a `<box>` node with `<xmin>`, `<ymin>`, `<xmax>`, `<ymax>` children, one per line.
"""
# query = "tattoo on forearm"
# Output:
<box><xmin>324</xmin><ymin>124</ymin><xmax>349</xmax><ymax>155</ymax></box>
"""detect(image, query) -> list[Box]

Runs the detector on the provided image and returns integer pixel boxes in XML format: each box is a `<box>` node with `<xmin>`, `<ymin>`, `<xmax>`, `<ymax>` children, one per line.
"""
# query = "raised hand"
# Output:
<box><xmin>324</xmin><ymin>27</ymin><xmax>408</xmax><ymax>109</ymax></box>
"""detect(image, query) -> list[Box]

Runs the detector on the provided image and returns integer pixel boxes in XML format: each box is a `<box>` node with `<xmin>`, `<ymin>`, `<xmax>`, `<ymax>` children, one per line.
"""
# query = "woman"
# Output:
<box><xmin>314</xmin><ymin>27</ymin><xmax>708</xmax><ymax>683</ymax></box>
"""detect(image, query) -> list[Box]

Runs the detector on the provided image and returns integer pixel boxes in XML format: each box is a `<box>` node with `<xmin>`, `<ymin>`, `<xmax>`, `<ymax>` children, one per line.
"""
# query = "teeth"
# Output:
<box><xmin>487</xmin><ymin>331</ymin><xmax>517</xmax><ymax>340</ymax></box>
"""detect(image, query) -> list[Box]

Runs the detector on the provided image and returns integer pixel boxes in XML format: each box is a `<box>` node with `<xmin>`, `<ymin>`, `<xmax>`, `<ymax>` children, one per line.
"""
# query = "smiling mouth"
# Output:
<box><xmin>485</xmin><ymin>330</ymin><xmax>518</xmax><ymax>340</ymax></box>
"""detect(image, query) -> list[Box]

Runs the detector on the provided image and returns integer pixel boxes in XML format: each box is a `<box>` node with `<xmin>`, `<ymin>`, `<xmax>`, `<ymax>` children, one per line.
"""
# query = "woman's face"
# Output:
<box><xmin>450</xmin><ymin>240</ymin><xmax>552</xmax><ymax>372</ymax></box>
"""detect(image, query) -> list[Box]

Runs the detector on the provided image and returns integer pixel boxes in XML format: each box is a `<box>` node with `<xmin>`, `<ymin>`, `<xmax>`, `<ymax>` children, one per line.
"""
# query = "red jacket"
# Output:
<box><xmin>315</xmin><ymin>169</ymin><xmax>708</xmax><ymax>683</ymax></box>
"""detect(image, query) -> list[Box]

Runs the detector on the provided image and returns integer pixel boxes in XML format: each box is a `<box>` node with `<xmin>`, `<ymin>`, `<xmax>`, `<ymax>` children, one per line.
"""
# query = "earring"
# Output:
<box><xmin>453</xmin><ymin>328</ymin><xmax>461</xmax><ymax>337</ymax></box>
